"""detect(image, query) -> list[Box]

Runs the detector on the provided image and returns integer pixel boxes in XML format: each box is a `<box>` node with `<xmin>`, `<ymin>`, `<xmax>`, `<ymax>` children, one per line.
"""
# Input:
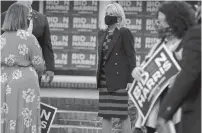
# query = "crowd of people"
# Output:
<box><xmin>1</xmin><ymin>1</ymin><xmax>201</xmax><ymax>133</ymax></box>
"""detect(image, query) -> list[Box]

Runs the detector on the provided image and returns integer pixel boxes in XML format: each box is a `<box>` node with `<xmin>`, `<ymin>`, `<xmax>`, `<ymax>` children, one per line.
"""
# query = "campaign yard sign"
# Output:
<box><xmin>128</xmin><ymin>44</ymin><xmax>181</xmax><ymax>125</ymax></box>
<box><xmin>41</xmin><ymin>102</ymin><xmax>57</xmax><ymax>133</ymax></box>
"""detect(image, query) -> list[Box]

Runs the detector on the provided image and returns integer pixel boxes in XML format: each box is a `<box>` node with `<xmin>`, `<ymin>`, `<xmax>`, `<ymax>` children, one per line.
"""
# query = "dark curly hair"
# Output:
<box><xmin>157</xmin><ymin>1</ymin><xmax>196</xmax><ymax>38</ymax></box>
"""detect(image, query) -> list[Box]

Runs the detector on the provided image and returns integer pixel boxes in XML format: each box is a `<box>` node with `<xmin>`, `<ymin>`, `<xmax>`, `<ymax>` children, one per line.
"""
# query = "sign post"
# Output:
<box><xmin>40</xmin><ymin>102</ymin><xmax>57</xmax><ymax>133</ymax></box>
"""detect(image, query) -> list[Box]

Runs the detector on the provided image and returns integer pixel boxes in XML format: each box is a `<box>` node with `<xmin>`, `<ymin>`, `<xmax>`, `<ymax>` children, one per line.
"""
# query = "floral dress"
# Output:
<box><xmin>1</xmin><ymin>30</ymin><xmax>45</xmax><ymax>133</ymax></box>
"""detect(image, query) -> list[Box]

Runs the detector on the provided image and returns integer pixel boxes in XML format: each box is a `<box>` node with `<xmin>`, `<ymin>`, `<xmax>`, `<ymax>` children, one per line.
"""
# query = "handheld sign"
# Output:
<box><xmin>40</xmin><ymin>102</ymin><xmax>57</xmax><ymax>133</ymax></box>
<box><xmin>128</xmin><ymin>44</ymin><xmax>181</xmax><ymax>126</ymax></box>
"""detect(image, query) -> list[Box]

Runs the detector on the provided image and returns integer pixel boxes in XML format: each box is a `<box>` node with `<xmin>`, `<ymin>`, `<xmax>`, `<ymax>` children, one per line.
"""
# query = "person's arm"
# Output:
<box><xmin>123</xmin><ymin>28</ymin><xmax>136</xmax><ymax>83</ymax></box>
<box><xmin>38</xmin><ymin>15</ymin><xmax>55</xmax><ymax>83</ymax></box>
<box><xmin>29</xmin><ymin>35</ymin><xmax>45</xmax><ymax>78</ymax></box>
<box><xmin>158</xmin><ymin>27</ymin><xmax>201</xmax><ymax>121</ymax></box>
<box><xmin>42</xmin><ymin>15</ymin><xmax>55</xmax><ymax>72</ymax></box>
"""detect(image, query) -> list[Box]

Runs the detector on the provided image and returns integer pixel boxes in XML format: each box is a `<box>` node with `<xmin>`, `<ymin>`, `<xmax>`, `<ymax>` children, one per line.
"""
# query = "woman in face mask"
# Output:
<box><xmin>132</xmin><ymin>1</ymin><xmax>195</xmax><ymax>133</ymax></box>
<box><xmin>97</xmin><ymin>3</ymin><xmax>136</xmax><ymax>133</ymax></box>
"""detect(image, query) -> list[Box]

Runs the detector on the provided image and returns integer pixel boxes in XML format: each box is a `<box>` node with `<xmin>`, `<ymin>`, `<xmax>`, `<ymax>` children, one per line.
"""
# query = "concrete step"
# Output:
<box><xmin>49</xmin><ymin>125</ymin><xmax>121</xmax><ymax>133</ymax></box>
<box><xmin>41</xmin><ymin>88</ymin><xmax>138</xmax><ymax>132</ymax></box>
<box><xmin>41</xmin><ymin>97</ymin><xmax>98</xmax><ymax>112</ymax></box>
<box><xmin>40</xmin><ymin>76</ymin><xmax>96</xmax><ymax>89</ymax></box>
<box><xmin>52</xmin><ymin>110</ymin><xmax>122</xmax><ymax>129</ymax></box>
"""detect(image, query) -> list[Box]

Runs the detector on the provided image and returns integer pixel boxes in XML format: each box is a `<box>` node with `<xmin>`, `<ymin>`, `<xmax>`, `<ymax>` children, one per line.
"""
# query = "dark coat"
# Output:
<box><xmin>159</xmin><ymin>24</ymin><xmax>201</xmax><ymax>133</ymax></box>
<box><xmin>97</xmin><ymin>27</ymin><xmax>136</xmax><ymax>90</ymax></box>
<box><xmin>1</xmin><ymin>10</ymin><xmax>55</xmax><ymax>71</ymax></box>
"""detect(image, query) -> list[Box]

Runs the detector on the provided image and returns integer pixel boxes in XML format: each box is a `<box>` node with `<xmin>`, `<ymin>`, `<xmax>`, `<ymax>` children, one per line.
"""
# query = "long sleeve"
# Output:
<box><xmin>41</xmin><ymin>15</ymin><xmax>55</xmax><ymax>71</ymax></box>
<box><xmin>158</xmin><ymin>25</ymin><xmax>201</xmax><ymax>121</ymax></box>
<box><xmin>123</xmin><ymin>28</ymin><xmax>136</xmax><ymax>83</ymax></box>
<box><xmin>29</xmin><ymin>36</ymin><xmax>45</xmax><ymax>78</ymax></box>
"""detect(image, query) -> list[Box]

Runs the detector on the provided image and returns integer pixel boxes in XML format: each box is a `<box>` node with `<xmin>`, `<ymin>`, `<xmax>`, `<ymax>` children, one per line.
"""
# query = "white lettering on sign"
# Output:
<box><xmin>63</xmin><ymin>17</ymin><xmax>69</xmax><ymax>23</ymax></box>
<box><xmin>126</xmin><ymin>18</ymin><xmax>142</xmax><ymax>30</ymax></box>
<box><xmin>119</xmin><ymin>1</ymin><xmax>142</xmax><ymax>12</ymax></box>
<box><xmin>46</xmin><ymin>1</ymin><xmax>59</xmax><ymax>5</ymax></box>
<box><xmin>134</xmin><ymin>52</ymin><xmax>172</xmax><ymax>107</ymax></box>
<box><xmin>72</xmin><ymin>35</ymin><xmax>96</xmax><ymax>48</ymax></box>
<box><xmin>74</xmin><ymin>1</ymin><xmax>87</xmax><ymax>6</ymax></box>
<box><xmin>47</xmin><ymin>17</ymin><xmax>58</xmax><ymax>23</ymax></box>
<box><xmin>41</xmin><ymin>109</ymin><xmax>51</xmax><ymax>129</ymax></box>
<box><xmin>134</xmin><ymin>37</ymin><xmax>141</xmax><ymax>49</ymax></box>
<box><xmin>145</xmin><ymin>37</ymin><xmax>159</xmax><ymax>49</ymax></box>
<box><xmin>119</xmin><ymin>1</ymin><xmax>132</xmax><ymax>6</ymax></box>
<box><xmin>51</xmin><ymin>35</ymin><xmax>58</xmax><ymax>41</ymax></box>
<box><xmin>146</xmin><ymin>1</ymin><xmax>161</xmax><ymax>12</ymax></box>
<box><xmin>46</xmin><ymin>1</ymin><xmax>69</xmax><ymax>11</ymax></box>
<box><xmin>72</xmin><ymin>53</ymin><xmax>85</xmax><ymax>60</ymax></box>
<box><xmin>146</xmin><ymin>19</ymin><xmax>156</xmax><ymax>31</ymax></box>
<box><xmin>73</xmin><ymin>17</ymin><xmax>97</xmax><ymax>29</ymax></box>
<box><xmin>51</xmin><ymin>35</ymin><xmax>68</xmax><ymax>47</ymax></box>
<box><xmin>74</xmin><ymin>17</ymin><xmax>86</xmax><ymax>23</ymax></box>
<box><xmin>48</xmin><ymin>17</ymin><xmax>69</xmax><ymax>28</ymax></box>
<box><xmin>74</xmin><ymin>1</ymin><xmax>98</xmax><ymax>11</ymax></box>
<box><xmin>73</xmin><ymin>35</ymin><xmax>86</xmax><ymax>42</ymax></box>
<box><xmin>63</xmin><ymin>36</ymin><xmax>68</xmax><ymax>41</ymax></box>
<box><xmin>54</xmin><ymin>53</ymin><xmax>68</xmax><ymax>65</ymax></box>
<box><xmin>41</xmin><ymin>109</ymin><xmax>51</xmax><ymax>121</ymax></box>
<box><xmin>72</xmin><ymin>53</ymin><xmax>96</xmax><ymax>65</ymax></box>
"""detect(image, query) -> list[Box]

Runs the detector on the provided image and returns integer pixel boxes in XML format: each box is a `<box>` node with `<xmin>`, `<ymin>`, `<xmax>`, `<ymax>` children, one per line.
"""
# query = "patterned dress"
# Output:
<box><xmin>1</xmin><ymin>30</ymin><xmax>44</xmax><ymax>133</ymax></box>
<box><xmin>98</xmin><ymin>31</ymin><xmax>129</xmax><ymax>119</ymax></box>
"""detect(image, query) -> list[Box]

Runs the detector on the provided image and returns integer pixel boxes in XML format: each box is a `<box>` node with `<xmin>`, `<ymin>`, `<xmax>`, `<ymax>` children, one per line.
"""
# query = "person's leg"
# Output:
<box><xmin>102</xmin><ymin>117</ymin><xmax>112</xmax><ymax>133</ymax></box>
<box><xmin>121</xmin><ymin>115</ymin><xmax>132</xmax><ymax>133</ymax></box>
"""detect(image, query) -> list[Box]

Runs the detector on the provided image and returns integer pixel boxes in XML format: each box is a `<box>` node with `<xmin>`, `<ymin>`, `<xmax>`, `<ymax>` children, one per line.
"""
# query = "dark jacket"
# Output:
<box><xmin>97</xmin><ymin>27</ymin><xmax>136</xmax><ymax>90</ymax></box>
<box><xmin>159</xmin><ymin>24</ymin><xmax>201</xmax><ymax>133</ymax></box>
<box><xmin>1</xmin><ymin>10</ymin><xmax>55</xmax><ymax>71</ymax></box>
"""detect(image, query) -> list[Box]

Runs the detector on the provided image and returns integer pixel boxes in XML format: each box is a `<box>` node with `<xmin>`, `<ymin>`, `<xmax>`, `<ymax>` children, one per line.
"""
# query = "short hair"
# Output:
<box><xmin>2</xmin><ymin>2</ymin><xmax>29</xmax><ymax>31</ymax></box>
<box><xmin>105</xmin><ymin>3</ymin><xmax>126</xmax><ymax>27</ymax></box>
<box><xmin>157</xmin><ymin>1</ymin><xmax>196</xmax><ymax>38</ymax></box>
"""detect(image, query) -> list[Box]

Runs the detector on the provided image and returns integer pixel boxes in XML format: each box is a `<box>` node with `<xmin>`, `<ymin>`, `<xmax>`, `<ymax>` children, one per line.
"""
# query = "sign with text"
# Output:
<box><xmin>44</xmin><ymin>1</ymin><xmax>99</xmax><ymax>74</ymax></box>
<box><xmin>125</xmin><ymin>17</ymin><xmax>143</xmax><ymax>34</ymax></box>
<box><xmin>51</xmin><ymin>33</ymin><xmax>69</xmax><ymax>49</ymax></box>
<box><xmin>72</xmin><ymin>16</ymin><xmax>98</xmax><ymax>32</ymax></box>
<box><xmin>70</xmin><ymin>51</ymin><xmax>97</xmax><ymax>70</ymax></box>
<box><xmin>145</xmin><ymin>1</ymin><xmax>161</xmax><ymax>16</ymax></box>
<box><xmin>45</xmin><ymin>0</ymin><xmax>70</xmax><ymax>14</ymax></box>
<box><xmin>117</xmin><ymin>1</ymin><xmax>143</xmax><ymax>15</ymax></box>
<box><xmin>143</xmin><ymin>36</ymin><xmax>160</xmax><ymax>50</ymax></box>
<box><xmin>133</xmin><ymin>35</ymin><xmax>160</xmax><ymax>52</ymax></box>
<box><xmin>128</xmin><ymin>45</ymin><xmax>181</xmax><ymax>125</ymax></box>
<box><xmin>143</xmin><ymin>17</ymin><xmax>158</xmax><ymax>35</ymax></box>
<box><xmin>71</xmin><ymin>34</ymin><xmax>97</xmax><ymax>50</ymax></box>
<box><xmin>54</xmin><ymin>50</ymin><xmax>69</xmax><ymax>70</ymax></box>
<box><xmin>134</xmin><ymin>35</ymin><xmax>142</xmax><ymax>49</ymax></box>
<box><xmin>47</xmin><ymin>16</ymin><xmax>69</xmax><ymax>32</ymax></box>
<box><xmin>41</xmin><ymin>102</ymin><xmax>57</xmax><ymax>133</ymax></box>
<box><xmin>72</xmin><ymin>1</ymin><xmax>99</xmax><ymax>14</ymax></box>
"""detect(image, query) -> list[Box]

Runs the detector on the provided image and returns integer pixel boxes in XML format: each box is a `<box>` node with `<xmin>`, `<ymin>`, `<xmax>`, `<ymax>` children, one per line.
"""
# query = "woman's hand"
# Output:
<box><xmin>131</xmin><ymin>67</ymin><xmax>144</xmax><ymax>81</ymax></box>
